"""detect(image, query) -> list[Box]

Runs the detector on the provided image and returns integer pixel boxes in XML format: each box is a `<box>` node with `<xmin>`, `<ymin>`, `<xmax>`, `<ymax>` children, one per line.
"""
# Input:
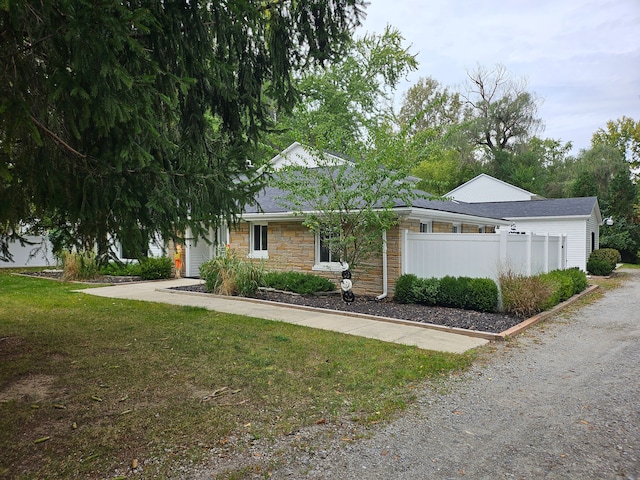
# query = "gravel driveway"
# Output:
<box><xmin>263</xmin><ymin>269</ymin><xmax>640</xmax><ymax>480</ymax></box>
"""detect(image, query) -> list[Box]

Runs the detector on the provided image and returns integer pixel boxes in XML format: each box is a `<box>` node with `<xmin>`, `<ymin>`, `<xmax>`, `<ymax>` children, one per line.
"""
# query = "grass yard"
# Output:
<box><xmin>0</xmin><ymin>270</ymin><xmax>472</xmax><ymax>479</ymax></box>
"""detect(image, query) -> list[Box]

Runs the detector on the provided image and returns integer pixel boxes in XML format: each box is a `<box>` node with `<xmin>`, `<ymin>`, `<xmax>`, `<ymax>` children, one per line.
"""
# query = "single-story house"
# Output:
<box><xmin>445</xmin><ymin>174</ymin><xmax>601</xmax><ymax>272</ymax></box>
<box><xmin>179</xmin><ymin>143</ymin><xmax>576</xmax><ymax>296</ymax></box>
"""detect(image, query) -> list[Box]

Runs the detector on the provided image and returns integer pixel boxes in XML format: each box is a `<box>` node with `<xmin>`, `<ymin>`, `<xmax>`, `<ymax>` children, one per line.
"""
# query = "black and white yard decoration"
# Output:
<box><xmin>340</xmin><ymin>262</ymin><xmax>354</xmax><ymax>304</ymax></box>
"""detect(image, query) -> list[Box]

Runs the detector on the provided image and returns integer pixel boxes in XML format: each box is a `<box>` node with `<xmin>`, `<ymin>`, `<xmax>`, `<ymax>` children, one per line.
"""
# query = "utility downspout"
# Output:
<box><xmin>376</xmin><ymin>230</ymin><xmax>388</xmax><ymax>301</ymax></box>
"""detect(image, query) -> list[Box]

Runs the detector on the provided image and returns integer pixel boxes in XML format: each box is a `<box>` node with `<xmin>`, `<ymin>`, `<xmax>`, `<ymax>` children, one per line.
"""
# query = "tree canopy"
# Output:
<box><xmin>268</xmin><ymin>26</ymin><xmax>417</xmax><ymax>157</ymax></box>
<box><xmin>0</xmin><ymin>0</ymin><xmax>365</xmax><ymax>261</ymax></box>
<box><xmin>591</xmin><ymin>116</ymin><xmax>640</xmax><ymax>175</ymax></box>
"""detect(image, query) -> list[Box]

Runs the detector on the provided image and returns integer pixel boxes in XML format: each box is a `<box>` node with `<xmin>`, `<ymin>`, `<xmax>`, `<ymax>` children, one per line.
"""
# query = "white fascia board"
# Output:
<box><xmin>398</xmin><ymin>208</ymin><xmax>510</xmax><ymax>226</ymax></box>
<box><xmin>239</xmin><ymin>212</ymin><xmax>303</xmax><ymax>222</ymax></box>
<box><xmin>504</xmin><ymin>215</ymin><xmax>590</xmax><ymax>221</ymax></box>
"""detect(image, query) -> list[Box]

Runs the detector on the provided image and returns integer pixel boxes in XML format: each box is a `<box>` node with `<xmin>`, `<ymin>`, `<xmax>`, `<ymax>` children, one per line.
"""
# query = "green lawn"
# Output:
<box><xmin>0</xmin><ymin>270</ymin><xmax>472</xmax><ymax>479</ymax></box>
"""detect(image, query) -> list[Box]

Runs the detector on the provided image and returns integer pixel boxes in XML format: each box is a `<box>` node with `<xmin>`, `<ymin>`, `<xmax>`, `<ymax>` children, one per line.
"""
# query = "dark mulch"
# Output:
<box><xmin>20</xmin><ymin>270</ymin><xmax>143</xmax><ymax>284</ymax></box>
<box><xmin>21</xmin><ymin>270</ymin><xmax>523</xmax><ymax>333</ymax></box>
<box><xmin>172</xmin><ymin>284</ymin><xmax>522</xmax><ymax>334</ymax></box>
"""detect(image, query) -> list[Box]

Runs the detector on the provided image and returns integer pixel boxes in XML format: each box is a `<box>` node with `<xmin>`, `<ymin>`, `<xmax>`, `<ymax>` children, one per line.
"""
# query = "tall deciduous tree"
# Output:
<box><xmin>397</xmin><ymin>77</ymin><xmax>479</xmax><ymax>194</ymax></box>
<box><xmin>591</xmin><ymin>116</ymin><xmax>640</xmax><ymax>173</ymax></box>
<box><xmin>398</xmin><ymin>77</ymin><xmax>469</xmax><ymax>137</ymax></box>
<box><xmin>0</xmin><ymin>0</ymin><xmax>364</xmax><ymax>261</ymax></box>
<box><xmin>463</xmin><ymin>64</ymin><xmax>543</xmax><ymax>173</ymax></box>
<box><xmin>269</xmin><ymin>26</ymin><xmax>418</xmax><ymax>156</ymax></box>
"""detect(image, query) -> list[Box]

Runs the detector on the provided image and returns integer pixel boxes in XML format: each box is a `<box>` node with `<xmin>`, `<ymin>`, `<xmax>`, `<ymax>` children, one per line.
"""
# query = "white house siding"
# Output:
<box><xmin>269</xmin><ymin>142</ymin><xmax>345</xmax><ymax>170</ymax></box>
<box><xmin>506</xmin><ymin>218</ymin><xmax>590</xmax><ymax>271</ymax></box>
<box><xmin>184</xmin><ymin>226</ymin><xmax>230</xmax><ymax>277</ymax></box>
<box><xmin>1</xmin><ymin>235</ymin><xmax>56</xmax><ymax>268</ymax></box>
<box><xmin>447</xmin><ymin>174</ymin><xmax>534</xmax><ymax>203</ymax></box>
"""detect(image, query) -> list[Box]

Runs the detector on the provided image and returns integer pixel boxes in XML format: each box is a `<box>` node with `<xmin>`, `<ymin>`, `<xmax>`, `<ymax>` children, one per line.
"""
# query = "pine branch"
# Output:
<box><xmin>30</xmin><ymin>115</ymin><xmax>86</xmax><ymax>158</ymax></box>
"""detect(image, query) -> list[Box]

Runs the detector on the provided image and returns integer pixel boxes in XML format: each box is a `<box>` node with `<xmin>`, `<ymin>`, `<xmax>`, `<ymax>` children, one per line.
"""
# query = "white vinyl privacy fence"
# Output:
<box><xmin>402</xmin><ymin>230</ymin><xmax>567</xmax><ymax>281</ymax></box>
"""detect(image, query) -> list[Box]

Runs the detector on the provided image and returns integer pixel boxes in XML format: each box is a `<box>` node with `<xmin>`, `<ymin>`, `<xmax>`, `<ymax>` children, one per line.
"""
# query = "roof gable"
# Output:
<box><xmin>268</xmin><ymin>142</ymin><xmax>346</xmax><ymax>170</ymax></box>
<box><xmin>447</xmin><ymin>174</ymin><xmax>542</xmax><ymax>203</ymax></box>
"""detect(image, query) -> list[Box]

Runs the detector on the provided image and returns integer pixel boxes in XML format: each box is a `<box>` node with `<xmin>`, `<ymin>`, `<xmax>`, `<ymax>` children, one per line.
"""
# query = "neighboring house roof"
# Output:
<box><xmin>446</xmin><ymin>173</ymin><xmax>544</xmax><ymax>202</ymax></box>
<box><xmin>466</xmin><ymin>197</ymin><xmax>601</xmax><ymax>220</ymax></box>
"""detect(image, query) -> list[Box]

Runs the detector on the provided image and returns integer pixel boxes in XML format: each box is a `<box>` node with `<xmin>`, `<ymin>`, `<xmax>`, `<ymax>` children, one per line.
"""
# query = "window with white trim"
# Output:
<box><xmin>313</xmin><ymin>231</ymin><xmax>343</xmax><ymax>271</ymax></box>
<box><xmin>420</xmin><ymin>221</ymin><xmax>432</xmax><ymax>233</ymax></box>
<box><xmin>250</xmin><ymin>223</ymin><xmax>268</xmax><ymax>258</ymax></box>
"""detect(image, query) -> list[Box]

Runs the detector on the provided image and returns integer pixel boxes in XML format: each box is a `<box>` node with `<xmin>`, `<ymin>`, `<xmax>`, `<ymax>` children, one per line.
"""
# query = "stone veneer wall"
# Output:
<box><xmin>229</xmin><ymin>220</ymin><xmax>389</xmax><ymax>296</ymax></box>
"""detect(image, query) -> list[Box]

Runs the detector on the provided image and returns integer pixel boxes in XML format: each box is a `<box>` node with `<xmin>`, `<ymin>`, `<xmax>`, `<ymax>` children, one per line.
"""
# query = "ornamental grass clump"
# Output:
<box><xmin>62</xmin><ymin>250</ymin><xmax>99</xmax><ymax>281</ymax></box>
<box><xmin>200</xmin><ymin>249</ymin><xmax>264</xmax><ymax>296</ymax></box>
<box><xmin>498</xmin><ymin>269</ymin><xmax>552</xmax><ymax>318</ymax></box>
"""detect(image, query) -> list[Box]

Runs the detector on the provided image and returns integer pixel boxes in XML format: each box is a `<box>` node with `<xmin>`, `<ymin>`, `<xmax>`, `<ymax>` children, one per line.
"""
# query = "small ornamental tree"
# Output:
<box><xmin>274</xmin><ymin>144</ymin><xmax>425</xmax><ymax>275</ymax></box>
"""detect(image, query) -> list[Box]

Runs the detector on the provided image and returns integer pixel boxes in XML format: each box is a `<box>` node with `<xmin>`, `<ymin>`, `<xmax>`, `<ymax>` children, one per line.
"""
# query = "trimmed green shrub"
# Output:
<box><xmin>139</xmin><ymin>256</ymin><xmax>172</xmax><ymax>280</ymax></box>
<box><xmin>412</xmin><ymin>277</ymin><xmax>440</xmax><ymax>306</ymax></box>
<box><xmin>541</xmin><ymin>270</ymin><xmax>574</xmax><ymax>305</ymax></box>
<box><xmin>587</xmin><ymin>255</ymin><xmax>612</xmax><ymax>276</ymax></box>
<box><xmin>600</xmin><ymin>248</ymin><xmax>622</xmax><ymax>266</ymax></box>
<box><xmin>262</xmin><ymin>271</ymin><xmax>335</xmax><ymax>295</ymax></box>
<box><xmin>394</xmin><ymin>274</ymin><xmax>420</xmax><ymax>303</ymax></box>
<box><xmin>466</xmin><ymin>278</ymin><xmax>499</xmax><ymax>312</ymax></box>
<box><xmin>437</xmin><ymin>276</ymin><xmax>469</xmax><ymax>309</ymax></box>
<box><xmin>100</xmin><ymin>261</ymin><xmax>142</xmax><ymax>277</ymax></box>
<box><xmin>563</xmin><ymin>267</ymin><xmax>588</xmax><ymax>294</ymax></box>
<box><xmin>587</xmin><ymin>248</ymin><xmax>620</xmax><ymax>276</ymax></box>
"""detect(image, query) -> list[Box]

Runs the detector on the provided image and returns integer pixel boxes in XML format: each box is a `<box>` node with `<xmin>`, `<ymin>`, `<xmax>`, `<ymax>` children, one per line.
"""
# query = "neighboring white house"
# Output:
<box><xmin>1</xmin><ymin>235</ymin><xmax>56</xmax><ymax>268</ymax></box>
<box><xmin>1</xmin><ymin>234</ymin><xmax>167</xmax><ymax>269</ymax></box>
<box><xmin>446</xmin><ymin>173</ymin><xmax>544</xmax><ymax>202</ymax></box>
<box><xmin>447</xmin><ymin>174</ymin><xmax>601</xmax><ymax>272</ymax></box>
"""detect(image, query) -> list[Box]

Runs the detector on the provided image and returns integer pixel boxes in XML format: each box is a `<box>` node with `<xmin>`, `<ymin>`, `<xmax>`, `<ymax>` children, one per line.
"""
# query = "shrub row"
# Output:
<box><xmin>99</xmin><ymin>256</ymin><xmax>173</xmax><ymax>280</ymax></box>
<box><xmin>262</xmin><ymin>271</ymin><xmax>335</xmax><ymax>295</ymax></box>
<box><xmin>394</xmin><ymin>274</ymin><xmax>499</xmax><ymax>313</ymax></box>
<box><xmin>200</xmin><ymin>251</ymin><xmax>335</xmax><ymax>297</ymax></box>
<box><xmin>587</xmin><ymin>248</ymin><xmax>621</xmax><ymax>276</ymax></box>
<box><xmin>499</xmin><ymin>267</ymin><xmax>588</xmax><ymax>318</ymax></box>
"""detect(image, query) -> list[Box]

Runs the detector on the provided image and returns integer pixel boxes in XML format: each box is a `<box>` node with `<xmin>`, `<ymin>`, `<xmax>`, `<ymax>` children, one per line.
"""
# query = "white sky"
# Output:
<box><xmin>357</xmin><ymin>0</ymin><xmax>640</xmax><ymax>153</ymax></box>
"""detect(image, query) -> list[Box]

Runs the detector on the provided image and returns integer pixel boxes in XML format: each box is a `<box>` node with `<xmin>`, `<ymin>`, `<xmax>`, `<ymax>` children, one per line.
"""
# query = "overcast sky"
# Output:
<box><xmin>357</xmin><ymin>0</ymin><xmax>640</xmax><ymax>153</ymax></box>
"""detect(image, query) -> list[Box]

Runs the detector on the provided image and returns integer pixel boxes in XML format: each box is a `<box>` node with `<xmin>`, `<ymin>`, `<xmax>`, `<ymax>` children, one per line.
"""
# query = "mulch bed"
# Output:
<box><xmin>20</xmin><ymin>270</ymin><xmax>143</xmax><ymax>284</ymax></box>
<box><xmin>20</xmin><ymin>270</ymin><xmax>523</xmax><ymax>334</ymax></box>
<box><xmin>172</xmin><ymin>283</ymin><xmax>522</xmax><ymax>334</ymax></box>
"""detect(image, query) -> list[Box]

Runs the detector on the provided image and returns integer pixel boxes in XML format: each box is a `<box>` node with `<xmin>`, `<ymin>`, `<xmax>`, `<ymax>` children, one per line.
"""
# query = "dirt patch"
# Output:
<box><xmin>0</xmin><ymin>336</ymin><xmax>32</xmax><ymax>361</ymax></box>
<box><xmin>0</xmin><ymin>374</ymin><xmax>56</xmax><ymax>403</ymax></box>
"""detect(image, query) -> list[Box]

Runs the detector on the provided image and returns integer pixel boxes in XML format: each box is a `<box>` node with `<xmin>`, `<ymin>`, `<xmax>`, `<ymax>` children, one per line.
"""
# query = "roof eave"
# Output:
<box><xmin>400</xmin><ymin>207</ymin><xmax>510</xmax><ymax>225</ymax></box>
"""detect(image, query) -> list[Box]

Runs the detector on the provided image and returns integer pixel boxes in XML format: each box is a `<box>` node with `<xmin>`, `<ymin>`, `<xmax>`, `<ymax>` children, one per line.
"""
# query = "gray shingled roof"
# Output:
<box><xmin>464</xmin><ymin>197</ymin><xmax>599</xmax><ymax>218</ymax></box>
<box><xmin>242</xmin><ymin>169</ymin><xmax>598</xmax><ymax>221</ymax></box>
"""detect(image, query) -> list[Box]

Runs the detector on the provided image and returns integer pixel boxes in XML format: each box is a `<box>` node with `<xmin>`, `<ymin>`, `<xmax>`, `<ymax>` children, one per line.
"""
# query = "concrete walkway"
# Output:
<box><xmin>79</xmin><ymin>278</ymin><xmax>489</xmax><ymax>354</ymax></box>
